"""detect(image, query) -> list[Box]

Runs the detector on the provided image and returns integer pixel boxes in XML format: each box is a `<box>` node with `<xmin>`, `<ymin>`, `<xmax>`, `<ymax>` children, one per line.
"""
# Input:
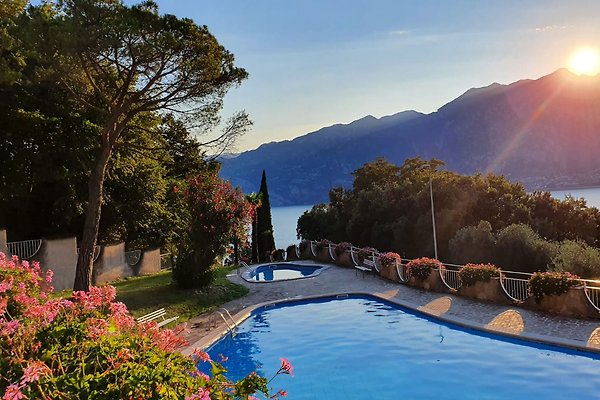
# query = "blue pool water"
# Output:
<box><xmin>203</xmin><ymin>296</ymin><xmax>600</xmax><ymax>399</ymax></box>
<box><xmin>247</xmin><ymin>263</ymin><xmax>321</xmax><ymax>282</ymax></box>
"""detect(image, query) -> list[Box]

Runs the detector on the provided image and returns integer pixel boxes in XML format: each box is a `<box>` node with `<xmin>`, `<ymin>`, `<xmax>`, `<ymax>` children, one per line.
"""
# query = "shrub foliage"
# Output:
<box><xmin>407</xmin><ymin>257</ymin><xmax>441</xmax><ymax>282</ymax></box>
<box><xmin>378</xmin><ymin>252</ymin><xmax>401</xmax><ymax>269</ymax></box>
<box><xmin>458</xmin><ymin>263</ymin><xmax>499</xmax><ymax>287</ymax></box>
<box><xmin>528</xmin><ymin>271</ymin><xmax>581</xmax><ymax>302</ymax></box>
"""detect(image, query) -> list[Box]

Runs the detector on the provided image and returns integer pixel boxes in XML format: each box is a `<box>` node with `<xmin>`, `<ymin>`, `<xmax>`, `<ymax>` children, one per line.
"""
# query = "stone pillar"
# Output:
<box><xmin>38</xmin><ymin>237</ymin><xmax>78</xmax><ymax>291</ymax></box>
<box><xmin>0</xmin><ymin>229</ymin><xmax>7</xmax><ymax>255</ymax></box>
<box><xmin>136</xmin><ymin>248</ymin><xmax>161</xmax><ymax>276</ymax></box>
<box><xmin>93</xmin><ymin>242</ymin><xmax>129</xmax><ymax>285</ymax></box>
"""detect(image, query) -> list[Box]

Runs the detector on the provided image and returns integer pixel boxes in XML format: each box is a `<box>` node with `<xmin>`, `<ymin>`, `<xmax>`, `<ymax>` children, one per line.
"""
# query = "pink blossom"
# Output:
<box><xmin>1</xmin><ymin>320</ymin><xmax>20</xmax><ymax>336</ymax></box>
<box><xmin>277</xmin><ymin>390</ymin><xmax>288</xmax><ymax>397</ymax></box>
<box><xmin>279</xmin><ymin>358</ymin><xmax>294</xmax><ymax>376</ymax></box>
<box><xmin>0</xmin><ymin>276</ymin><xmax>14</xmax><ymax>293</ymax></box>
<box><xmin>185</xmin><ymin>387</ymin><xmax>211</xmax><ymax>400</ymax></box>
<box><xmin>192</xmin><ymin>371</ymin><xmax>210</xmax><ymax>381</ymax></box>
<box><xmin>20</xmin><ymin>360</ymin><xmax>48</xmax><ymax>383</ymax></box>
<box><xmin>192</xmin><ymin>349</ymin><xmax>211</xmax><ymax>363</ymax></box>
<box><xmin>86</xmin><ymin>318</ymin><xmax>110</xmax><ymax>339</ymax></box>
<box><xmin>2</xmin><ymin>383</ymin><xmax>24</xmax><ymax>400</ymax></box>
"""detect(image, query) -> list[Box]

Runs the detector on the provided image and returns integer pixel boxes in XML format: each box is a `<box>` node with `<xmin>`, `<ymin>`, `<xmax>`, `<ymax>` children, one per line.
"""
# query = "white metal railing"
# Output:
<box><xmin>7</xmin><ymin>239</ymin><xmax>43</xmax><ymax>260</ymax></box>
<box><xmin>125</xmin><ymin>249</ymin><xmax>142</xmax><ymax>266</ymax></box>
<box><xmin>310</xmin><ymin>241</ymin><xmax>318</xmax><ymax>257</ymax></box>
<box><xmin>77</xmin><ymin>245</ymin><xmax>101</xmax><ymax>262</ymax></box>
<box><xmin>499</xmin><ymin>271</ymin><xmax>530</xmax><ymax>301</ymax></box>
<box><xmin>439</xmin><ymin>265</ymin><xmax>462</xmax><ymax>290</ymax></box>
<box><xmin>237</xmin><ymin>260</ymin><xmax>251</xmax><ymax>276</ymax></box>
<box><xmin>296</xmin><ymin>239</ymin><xmax>600</xmax><ymax>313</ymax></box>
<box><xmin>328</xmin><ymin>243</ymin><xmax>336</xmax><ymax>261</ymax></box>
<box><xmin>160</xmin><ymin>253</ymin><xmax>173</xmax><ymax>269</ymax></box>
<box><xmin>395</xmin><ymin>261</ymin><xmax>410</xmax><ymax>283</ymax></box>
<box><xmin>583</xmin><ymin>280</ymin><xmax>600</xmax><ymax>312</ymax></box>
<box><xmin>349</xmin><ymin>247</ymin><xmax>360</xmax><ymax>266</ymax></box>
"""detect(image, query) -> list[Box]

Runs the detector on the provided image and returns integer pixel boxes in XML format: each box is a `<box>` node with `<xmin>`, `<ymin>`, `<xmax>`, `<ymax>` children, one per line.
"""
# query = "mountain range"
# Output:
<box><xmin>220</xmin><ymin>69</ymin><xmax>600</xmax><ymax>206</ymax></box>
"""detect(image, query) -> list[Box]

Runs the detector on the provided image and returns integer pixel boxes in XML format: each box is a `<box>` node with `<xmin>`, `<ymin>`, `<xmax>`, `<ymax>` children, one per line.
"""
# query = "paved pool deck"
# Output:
<box><xmin>180</xmin><ymin>261</ymin><xmax>600</xmax><ymax>355</ymax></box>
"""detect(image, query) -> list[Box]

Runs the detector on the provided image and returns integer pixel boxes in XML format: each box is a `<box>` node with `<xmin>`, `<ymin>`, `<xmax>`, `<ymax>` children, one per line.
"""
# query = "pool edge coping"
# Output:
<box><xmin>181</xmin><ymin>291</ymin><xmax>600</xmax><ymax>357</ymax></box>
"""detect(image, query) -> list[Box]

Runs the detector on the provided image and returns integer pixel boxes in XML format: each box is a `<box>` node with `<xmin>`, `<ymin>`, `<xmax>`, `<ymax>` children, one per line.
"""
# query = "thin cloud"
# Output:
<box><xmin>389</xmin><ymin>29</ymin><xmax>409</xmax><ymax>36</ymax></box>
<box><xmin>535</xmin><ymin>25</ymin><xmax>568</xmax><ymax>33</ymax></box>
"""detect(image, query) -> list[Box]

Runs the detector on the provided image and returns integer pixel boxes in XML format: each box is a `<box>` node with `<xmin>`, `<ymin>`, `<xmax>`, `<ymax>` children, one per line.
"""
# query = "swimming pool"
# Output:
<box><xmin>203</xmin><ymin>295</ymin><xmax>600</xmax><ymax>399</ymax></box>
<box><xmin>242</xmin><ymin>263</ymin><xmax>326</xmax><ymax>282</ymax></box>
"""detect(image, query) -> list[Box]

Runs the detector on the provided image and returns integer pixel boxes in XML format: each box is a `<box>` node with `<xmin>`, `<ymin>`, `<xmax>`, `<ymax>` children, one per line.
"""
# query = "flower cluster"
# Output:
<box><xmin>357</xmin><ymin>247</ymin><xmax>378</xmax><ymax>263</ymax></box>
<box><xmin>378</xmin><ymin>252</ymin><xmax>402</xmax><ymax>269</ymax></box>
<box><xmin>458</xmin><ymin>263</ymin><xmax>499</xmax><ymax>287</ymax></box>
<box><xmin>334</xmin><ymin>242</ymin><xmax>352</xmax><ymax>257</ymax></box>
<box><xmin>528</xmin><ymin>271</ymin><xmax>581</xmax><ymax>302</ymax></box>
<box><xmin>315</xmin><ymin>239</ymin><xmax>332</xmax><ymax>251</ymax></box>
<box><xmin>406</xmin><ymin>257</ymin><xmax>442</xmax><ymax>282</ymax></box>
<box><xmin>1</xmin><ymin>253</ymin><xmax>290</xmax><ymax>399</ymax></box>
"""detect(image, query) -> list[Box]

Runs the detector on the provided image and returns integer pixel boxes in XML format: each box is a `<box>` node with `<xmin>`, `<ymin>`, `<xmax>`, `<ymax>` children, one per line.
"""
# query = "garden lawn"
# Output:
<box><xmin>113</xmin><ymin>267</ymin><xmax>249</xmax><ymax>325</ymax></box>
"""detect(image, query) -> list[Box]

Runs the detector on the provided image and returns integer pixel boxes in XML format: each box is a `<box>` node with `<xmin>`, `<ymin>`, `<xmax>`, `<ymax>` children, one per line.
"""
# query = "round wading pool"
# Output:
<box><xmin>242</xmin><ymin>263</ymin><xmax>327</xmax><ymax>282</ymax></box>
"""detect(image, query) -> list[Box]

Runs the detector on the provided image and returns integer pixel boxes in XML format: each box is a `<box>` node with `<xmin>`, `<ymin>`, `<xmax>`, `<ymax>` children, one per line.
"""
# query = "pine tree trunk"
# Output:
<box><xmin>73</xmin><ymin>145</ymin><xmax>113</xmax><ymax>291</ymax></box>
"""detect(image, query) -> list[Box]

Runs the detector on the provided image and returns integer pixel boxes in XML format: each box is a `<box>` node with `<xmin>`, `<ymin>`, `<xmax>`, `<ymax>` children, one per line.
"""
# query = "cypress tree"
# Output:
<box><xmin>255</xmin><ymin>170</ymin><xmax>275</xmax><ymax>262</ymax></box>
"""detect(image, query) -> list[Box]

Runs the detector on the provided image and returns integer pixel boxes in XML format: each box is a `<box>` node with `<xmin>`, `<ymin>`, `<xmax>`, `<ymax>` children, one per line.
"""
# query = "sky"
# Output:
<box><xmin>132</xmin><ymin>1</ymin><xmax>600</xmax><ymax>152</ymax></box>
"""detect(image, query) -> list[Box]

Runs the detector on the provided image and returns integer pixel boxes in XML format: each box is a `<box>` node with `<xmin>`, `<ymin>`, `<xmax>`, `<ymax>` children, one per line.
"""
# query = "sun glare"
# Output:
<box><xmin>568</xmin><ymin>48</ymin><xmax>600</xmax><ymax>76</ymax></box>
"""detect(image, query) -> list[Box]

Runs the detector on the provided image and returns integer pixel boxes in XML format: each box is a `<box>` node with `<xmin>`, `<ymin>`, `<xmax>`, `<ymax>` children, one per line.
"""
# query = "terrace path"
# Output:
<box><xmin>181</xmin><ymin>261</ymin><xmax>600</xmax><ymax>354</ymax></box>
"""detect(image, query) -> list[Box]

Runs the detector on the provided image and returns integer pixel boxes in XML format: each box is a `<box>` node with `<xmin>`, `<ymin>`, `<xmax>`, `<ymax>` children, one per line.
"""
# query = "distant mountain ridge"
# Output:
<box><xmin>220</xmin><ymin>69</ymin><xmax>600</xmax><ymax>206</ymax></box>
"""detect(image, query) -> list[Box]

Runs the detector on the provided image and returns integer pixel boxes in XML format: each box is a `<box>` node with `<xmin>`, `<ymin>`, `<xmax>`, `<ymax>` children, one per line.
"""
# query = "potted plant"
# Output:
<box><xmin>406</xmin><ymin>257</ymin><xmax>444</xmax><ymax>291</ymax></box>
<box><xmin>457</xmin><ymin>263</ymin><xmax>505</xmax><ymax>302</ymax></box>
<box><xmin>378</xmin><ymin>252</ymin><xmax>402</xmax><ymax>282</ymax></box>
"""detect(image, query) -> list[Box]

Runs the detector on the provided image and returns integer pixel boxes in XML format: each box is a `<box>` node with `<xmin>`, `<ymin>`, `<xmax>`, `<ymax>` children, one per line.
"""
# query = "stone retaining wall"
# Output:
<box><xmin>38</xmin><ymin>237</ymin><xmax>78</xmax><ymax>291</ymax></box>
<box><xmin>0</xmin><ymin>229</ymin><xmax>7</xmax><ymax>255</ymax></box>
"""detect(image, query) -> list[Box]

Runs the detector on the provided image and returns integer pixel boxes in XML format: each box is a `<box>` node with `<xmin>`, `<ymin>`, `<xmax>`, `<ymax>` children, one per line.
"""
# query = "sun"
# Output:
<box><xmin>568</xmin><ymin>48</ymin><xmax>600</xmax><ymax>76</ymax></box>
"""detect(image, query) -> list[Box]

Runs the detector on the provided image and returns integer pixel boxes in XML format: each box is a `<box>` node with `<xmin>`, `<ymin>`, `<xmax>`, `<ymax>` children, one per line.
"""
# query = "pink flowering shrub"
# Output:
<box><xmin>174</xmin><ymin>172</ymin><xmax>255</xmax><ymax>289</ymax></box>
<box><xmin>0</xmin><ymin>253</ymin><xmax>290</xmax><ymax>399</ymax></box>
<box><xmin>406</xmin><ymin>257</ymin><xmax>442</xmax><ymax>282</ymax></box>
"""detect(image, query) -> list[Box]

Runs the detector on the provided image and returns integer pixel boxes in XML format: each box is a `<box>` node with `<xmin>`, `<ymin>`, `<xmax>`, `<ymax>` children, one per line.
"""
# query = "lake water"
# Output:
<box><xmin>270</xmin><ymin>205</ymin><xmax>312</xmax><ymax>249</ymax></box>
<box><xmin>550</xmin><ymin>187</ymin><xmax>600</xmax><ymax>208</ymax></box>
<box><xmin>269</xmin><ymin>188</ymin><xmax>600</xmax><ymax>250</ymax></box>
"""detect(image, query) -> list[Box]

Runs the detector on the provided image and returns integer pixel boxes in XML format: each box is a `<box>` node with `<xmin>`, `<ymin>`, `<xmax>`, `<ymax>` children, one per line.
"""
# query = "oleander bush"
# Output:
<box><xmin>334</xmin><ymin>242</ymin><xmax>352</xmax><ymax>257</ymax></box>
<box><xmin>406</xmin><ymin>257</ymin><xmax>442</xmax><ymax>282</ymax></box>
<box><xmin>0</xmin><ymin>253</ymin><xmax>289</xmax><ymax>399</ymax></box>
<box><xmin>358</xmin><ymin>247</ymin><xmax>378</xmax><ymax>263</ymax></box>
<box><xmin>378</xmin><ymin>252</ymin><xmax>401</xmax><ymax>269</ymax></box>
<box><xmin>528</xmin><ymin>271</ymin><xmax>581</xmax><ymax>303</ymax></box>
<box><xmin>271</xmin><ymin>248</ymin><xmax>286</xmax><ymax>261</ymax></box>
<box><xmin>458</xmin><ymin>263</ymin><xmax>500</xmax><ymax>287</ymax></box>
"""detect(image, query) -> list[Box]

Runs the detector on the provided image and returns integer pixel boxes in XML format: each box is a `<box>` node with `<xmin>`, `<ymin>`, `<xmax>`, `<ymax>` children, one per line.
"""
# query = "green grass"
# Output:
<box><xmin>112</xmin><ymin>267</ymin><xmax>249</xmax><ymax>324</ymax></box>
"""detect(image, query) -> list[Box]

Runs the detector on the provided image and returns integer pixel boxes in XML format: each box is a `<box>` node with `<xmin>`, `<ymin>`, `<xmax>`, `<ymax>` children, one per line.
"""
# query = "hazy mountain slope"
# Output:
<box><xmin>221</xmin><ymin>69</ymin><xmax>600</xmax><ymax>206</ymax></box>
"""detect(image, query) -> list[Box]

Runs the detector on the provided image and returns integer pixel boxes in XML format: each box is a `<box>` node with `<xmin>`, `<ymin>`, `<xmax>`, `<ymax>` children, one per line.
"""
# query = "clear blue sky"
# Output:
<box><xmin>138</xmin><ymin>1</ymin><xmax>600</xmax><ymax>151</ymax></box>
